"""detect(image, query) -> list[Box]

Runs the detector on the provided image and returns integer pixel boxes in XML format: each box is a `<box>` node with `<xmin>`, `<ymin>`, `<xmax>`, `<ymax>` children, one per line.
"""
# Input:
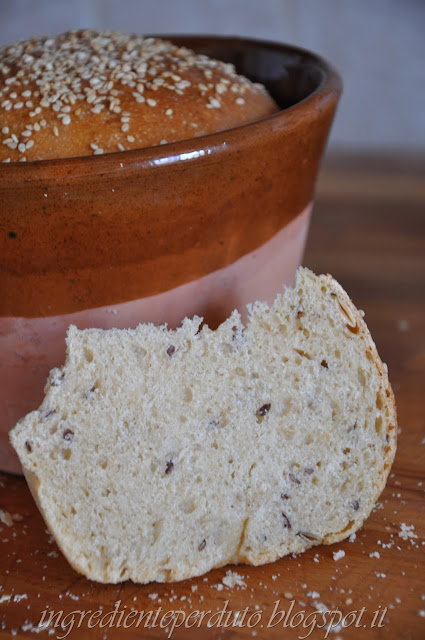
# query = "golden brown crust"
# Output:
<box><xmin>0</xmin><ymin>30</ymin><xmax>278</xmax><ymax>162</ymax></box>
<box><xmin>320</xmin><ymin>274</ymin><xmax>398</xmax><ymax>545</ymax></box>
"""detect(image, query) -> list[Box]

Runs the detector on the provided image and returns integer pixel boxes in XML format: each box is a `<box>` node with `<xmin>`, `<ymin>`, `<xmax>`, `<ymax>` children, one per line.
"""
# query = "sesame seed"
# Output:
<box><xmin>0</xmin><ymin>30</ymin><xmax>255</xmax><ymax>159</ymax></box>
<box><xmin>208</xmin><ymin>97</ymin><xmax>221</xmax><ymax>109</ymax></box>
<box><xmin>2</xmin><ymin>157</ymin><xmax>11</xmax><ymax>162</ymax></box>
<box><xmin>93</xmin><ymin>148</ymin><xmax>104</xmax><ymax>155</ymax></box>
<box><xmin>176</xmin><ymin>80</ymin><xmax>191</xmax><ymax>90</ymax></box>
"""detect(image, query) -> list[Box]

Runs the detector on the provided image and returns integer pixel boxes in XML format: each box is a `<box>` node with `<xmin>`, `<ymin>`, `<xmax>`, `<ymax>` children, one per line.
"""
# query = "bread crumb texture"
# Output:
<box><xmin>0</xmin><ymin>29</ymin><xmax>277</xmax><ymax>162</ymax></box>
<box><xmin>10</xmin><ymin>268</ymin><xmax>397</xmax><ymax>584</ymax></box>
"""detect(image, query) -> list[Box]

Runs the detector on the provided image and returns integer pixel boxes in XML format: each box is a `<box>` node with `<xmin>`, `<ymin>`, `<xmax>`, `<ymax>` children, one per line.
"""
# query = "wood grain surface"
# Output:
<box><xmin>1</xmin><ymin>153</ymin><xmax>424</xmax><ymax>640</ymax></box>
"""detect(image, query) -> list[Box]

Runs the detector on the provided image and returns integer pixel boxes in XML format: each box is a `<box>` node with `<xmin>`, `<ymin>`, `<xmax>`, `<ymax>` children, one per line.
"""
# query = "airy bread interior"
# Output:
<box><xmin>10</xmin><ymin>268</ymin><xmax>397</xmax><ymax>584</ymax></box>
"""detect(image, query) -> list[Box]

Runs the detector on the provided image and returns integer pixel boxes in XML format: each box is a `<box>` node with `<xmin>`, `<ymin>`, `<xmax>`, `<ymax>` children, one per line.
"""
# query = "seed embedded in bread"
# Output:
<box><xmin>10</xmin><ymin>268</ymin><xmax>397</xmax><ymax>584</ymax></box>
<box><xmin>0</xmin><ymin>30</ymin><xmax>278</xmax><ymax>162</ymax></box>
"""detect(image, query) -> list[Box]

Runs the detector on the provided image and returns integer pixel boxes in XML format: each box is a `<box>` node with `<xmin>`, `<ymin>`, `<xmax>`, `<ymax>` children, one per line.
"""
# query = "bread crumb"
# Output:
<box><xmin>148</xmin><ymin>593</ymin><xmax>158</xmax><ymax>600</ymax></box>
<box><xmin>307</xmin><ymin>590</ymin><xmax>320</xmax><ymax>599</ymax></box>
<box><xmin>222</xmin><ymin>570</ymin><xmax>246</xmax><ymax>589</ymax></box>
<box><xmin>21</xmin><ymin>621</ymin><xmax>50</xmax><ymax>634</ymax></box>
<box><xmin>312</xmin><ymin>602</ymin><xmax>328</xmax><ymax>614</ymax></box>
<box><xmin>369</xmin><ymin>551</ymin><xmax>380</xmax><ymax>558</ymax></box>
<box><xmin>333</xmin><ymin>550</ymin><xmax>345</xmax><ymax>561</ymax></box>
<box><xmin>399</xmin><ymin>523</ymin><xmax>418</xmax><ymax>540</ymax></box>
<box><xmin>13</xmin><ymin>594</ymin><xmax>28</xmax><ymax>602</ymax></box>
<box><xmin>0</xmin><ymin>510</ymin><xmax>14</xmax><ymax>527</ymax></box>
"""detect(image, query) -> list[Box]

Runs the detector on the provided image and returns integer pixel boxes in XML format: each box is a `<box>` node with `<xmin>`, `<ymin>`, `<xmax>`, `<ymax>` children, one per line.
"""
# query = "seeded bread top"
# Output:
<box><xmin>0</xmin><ymin>30</ymin><xmax>278</xmax><ymax>162</ymax></box>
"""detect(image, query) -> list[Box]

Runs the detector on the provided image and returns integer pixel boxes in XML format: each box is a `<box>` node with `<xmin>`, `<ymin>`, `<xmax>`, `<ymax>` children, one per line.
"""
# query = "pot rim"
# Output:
<box><xmin>0</xmin><ymin>34</ymin><xmax>342</xmax><ymax>180</ymax></box>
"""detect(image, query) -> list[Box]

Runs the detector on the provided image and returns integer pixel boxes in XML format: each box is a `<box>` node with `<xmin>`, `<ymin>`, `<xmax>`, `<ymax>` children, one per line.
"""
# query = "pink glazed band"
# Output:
<box><xmin>1</xmin><ymin>204</ymin><xmax>311</xmax><ymax>473</ymax></box>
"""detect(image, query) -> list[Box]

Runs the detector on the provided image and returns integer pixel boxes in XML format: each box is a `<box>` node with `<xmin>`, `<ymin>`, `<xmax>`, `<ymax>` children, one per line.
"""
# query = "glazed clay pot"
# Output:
<box><xmin>0</xmin><ymin>36</ymin><xmax>341</xmax><ymax>473</ymax></box>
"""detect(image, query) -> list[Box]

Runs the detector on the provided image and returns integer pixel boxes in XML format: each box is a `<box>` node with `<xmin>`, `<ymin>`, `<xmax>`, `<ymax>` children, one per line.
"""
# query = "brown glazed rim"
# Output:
<box><xmin>0</xmin><ymin>35</ymin><xmax>342</xmax><ymax>179</ymax></box>
<box><xmin>1</xmin><ymin>36</ymin><xmax>342</xmax><ymax>317</ymax></box>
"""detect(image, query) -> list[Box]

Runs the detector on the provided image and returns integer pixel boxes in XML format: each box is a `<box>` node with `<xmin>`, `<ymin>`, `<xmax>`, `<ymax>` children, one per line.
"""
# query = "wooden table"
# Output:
<box><xmin>1</xmin><ymin>153</ymin><xmax>424</xmax><ymax>639</ymax></box>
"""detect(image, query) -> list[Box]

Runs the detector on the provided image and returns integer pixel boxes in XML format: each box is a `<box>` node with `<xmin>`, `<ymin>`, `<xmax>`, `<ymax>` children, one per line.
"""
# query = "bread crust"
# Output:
<box><xmin>318</xmin><ymin>273</ymin><xmax>397</xmax><ymax>544</ymax></box>
<box><xmin>0</xmin><ymin>30</ymin><xmax>277</xmax><ymax>162</ymax></box>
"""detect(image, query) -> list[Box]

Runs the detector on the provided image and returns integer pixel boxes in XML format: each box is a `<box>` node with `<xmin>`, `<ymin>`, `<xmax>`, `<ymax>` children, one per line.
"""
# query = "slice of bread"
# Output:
<box><xmin>10</xmin><ymin>268</ymin><xmax>397</xmax><ymax>584</ymax></box>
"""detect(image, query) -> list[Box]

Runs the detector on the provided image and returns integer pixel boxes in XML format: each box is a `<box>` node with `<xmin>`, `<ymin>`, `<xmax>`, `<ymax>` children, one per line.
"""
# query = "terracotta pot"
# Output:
<box><xmin>0</xmin><ymin>35</ymin><xmax>341</xmax><ymax>473</ymax></box>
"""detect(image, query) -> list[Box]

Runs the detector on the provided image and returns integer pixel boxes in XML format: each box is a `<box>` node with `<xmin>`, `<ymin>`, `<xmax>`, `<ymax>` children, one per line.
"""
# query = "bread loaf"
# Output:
<box><xmin>0</xmin><ymin>30</ymin><xmax>278</xmax><ymax>162</ymax></box>
<box><xmin>10</xmin><ymin>268</ymin><xmax>397</xmax><ymax>584</ymax></box>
